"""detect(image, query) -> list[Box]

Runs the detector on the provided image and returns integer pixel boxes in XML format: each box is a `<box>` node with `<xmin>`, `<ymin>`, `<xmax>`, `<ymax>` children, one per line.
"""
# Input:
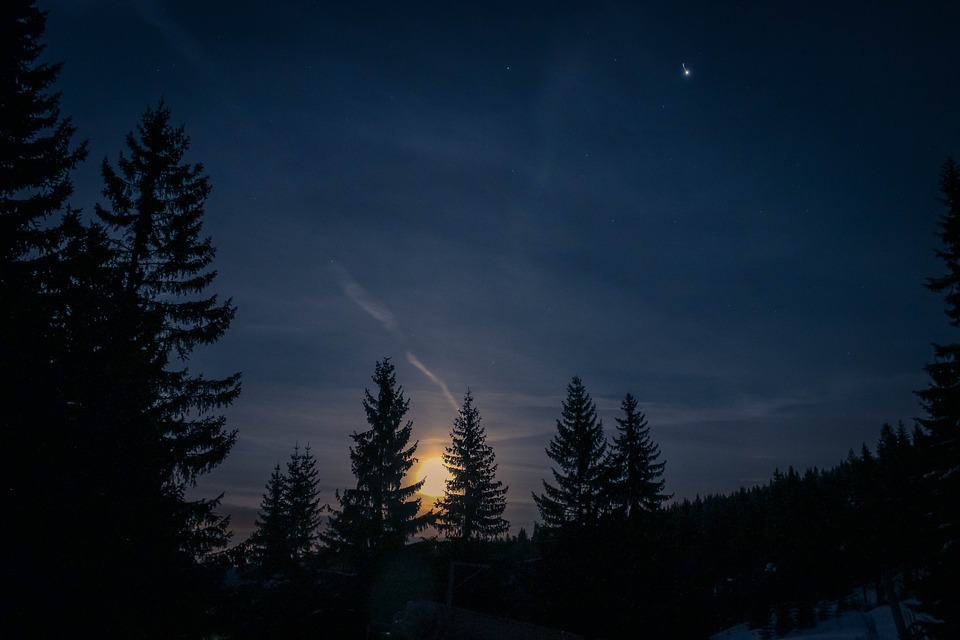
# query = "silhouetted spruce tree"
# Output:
<box><xmin>95</xmin><ymin>101</ymin><xmax>241</xmax><ymax>560</ymax></box>
<box><xmin>436</xmin><ymin>390</ymin><xmax>509</xmax><ymax>543</ymax></box>
<box><xmin>251</xmin><ymin>463</ymin><xmax>291</xmax><ymax>572</ymax></box>
<box><xmin>55</xmin><ymin>102</ymin><xmax>242</xmax><ymax>634</ymax></box>
<box><xmin>608</xmin><ymin>392</ymin><xmax>670</xmax><ymax>521</ymax></box>
<box><xmin>326</xmin><ymin>358</ymin><xmax>431</xmax><ymax>559</ymax></box>
<box><xmin>915</xmin><ymin>157</ymin><xmax>960</xmax><ymax>639</ymax></box>
<box><xmin>533</xmin><ymin>376</ymin><xmax>611</xmax><ymax>530</ymax></box>
<box><xmin>1</xmin><ymin>2</ymin><xmax>97</xmax><ymax>633</ymax></box>
<box><xmin>1</xmin><ymin>0</ymin><xmax>87</xmax><ymax>502</ymax></box>
<box><xmin>285</xmin><ymin>443</ymin><xmax>324</xmax><ymax>560</ymax></box>
<box><xmin>249</xmin><ymin>444</ymin><xmax>323</xmax><ymax>571</ymax></box>
<box><xmin>0</xmin><ymin>0</ymin><xmax>87</xmax><ymax>277</ymax></box>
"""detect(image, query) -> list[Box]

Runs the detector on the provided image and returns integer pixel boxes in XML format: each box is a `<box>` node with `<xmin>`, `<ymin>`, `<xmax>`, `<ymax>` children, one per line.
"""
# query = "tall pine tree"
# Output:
<box><xmin>608</xmin><ymin>392</ymin><xmax>670</xmax><ymax>520</ymax></box>
<box><xmin>436</xmin><ymin>390</ymin><xmax>509</xmax><ymax>543</ymax></box>
<box><xmin>0</xmin><ymin>0</ymin><xmax>87</xmax><ymax>275</ymax></box>
<box><xmin>533</xmin><ymin>376</ymin><xmax>611</xmax><ymax>531</ymax></box>
<box><xmin>327</xmin><ymin>358</ymin><xmax>431</xmax><ymax>559</ymax></box>
<box><xmin>251</xmin><ymin>463</ymin><xmax>291</xmax><ymax>572</ymax></box>
<box><xmin>1</xmin><ymin>0</ymin><xmax>88</xmax><ymax>507</ymax></box>
<box><xmin>915</xmin><ymin>157</ymin><xmax>960</xmax><ymax>639</ymax></box>
<box><xmin>1</xmin><ymin>2</ymin><xmax>98</xmax><ymax>633</ymax></box>
<box><xmin>285</xmin><ymin>443</ymin><xmax>324</xmax><ymax>560</ymax></box>
<box><xmin>31</xmin><ymin>101</ymin><xmax>244</xmax><ymax>634</ymax></box>
<box><xmin>250</xmin><ymin>444</ymin><xmax>324</xmax><ymax>571</ymax></box>
<box><xmin>95</xmin><ymin>101</ymin><xmax>241</xmax><ymax>559</ymax></box>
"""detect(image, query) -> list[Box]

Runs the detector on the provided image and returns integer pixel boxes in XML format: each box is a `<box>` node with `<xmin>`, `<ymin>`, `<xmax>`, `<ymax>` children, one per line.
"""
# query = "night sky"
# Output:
<box><xmin>42</xmin><ymin>1</ymin><xmax>960</xmax><ymax>538</ymax></box>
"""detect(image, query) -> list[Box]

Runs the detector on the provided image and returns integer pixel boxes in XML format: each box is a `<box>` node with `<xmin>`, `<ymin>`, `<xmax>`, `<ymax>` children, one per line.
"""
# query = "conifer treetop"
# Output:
<box><xmin>534</xmin><ymin>376</ymin><xmax>611</xmax><ymax>530</ymax></box>
<box><xmin>436</xmin><ymin>389</ymin><xmax>508</xmax><ymax>542</ymax></box>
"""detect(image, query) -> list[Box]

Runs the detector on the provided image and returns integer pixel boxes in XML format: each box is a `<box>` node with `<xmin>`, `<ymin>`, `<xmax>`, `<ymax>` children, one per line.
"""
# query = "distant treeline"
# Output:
<box><xmin>218</xmin><ymin>417</ymin><xmax>930</xmax><ymax>640</ymax></box>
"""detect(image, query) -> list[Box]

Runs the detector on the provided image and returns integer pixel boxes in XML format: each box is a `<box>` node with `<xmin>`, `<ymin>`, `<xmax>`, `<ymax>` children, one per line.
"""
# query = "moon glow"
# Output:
<box><xmin>418</xmin><ymin>457</ymin><xmax>450</xmax><ymax>497</ymax></box>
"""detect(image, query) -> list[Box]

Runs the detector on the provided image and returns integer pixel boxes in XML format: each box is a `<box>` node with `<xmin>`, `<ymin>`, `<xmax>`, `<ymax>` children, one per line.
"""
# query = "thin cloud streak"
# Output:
<box><xmin>333</xmin><ymin>264</ymin><xmax>399</xmax><ymax>334</ymax></box>
<box><xmin>333</xmin><ymin>263</ymin><xmax>461</xmax><ymax>414</ymax></box>
<box><xmin>406</xmin><ymin>352</ymin><xmax>459</xmax><ymax>414</ymax></box>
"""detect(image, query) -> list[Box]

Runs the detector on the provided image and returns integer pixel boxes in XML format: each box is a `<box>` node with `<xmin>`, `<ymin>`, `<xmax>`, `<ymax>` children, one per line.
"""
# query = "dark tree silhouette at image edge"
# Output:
<box><xmin>915</xmin><ymin>157</ymin><xmax>960</xmax><ymax>639</ymax></box>
<box><xmin>2</xmin><ymin>1</ymin><xmax>90</xmax><ymax>633</ymax></box>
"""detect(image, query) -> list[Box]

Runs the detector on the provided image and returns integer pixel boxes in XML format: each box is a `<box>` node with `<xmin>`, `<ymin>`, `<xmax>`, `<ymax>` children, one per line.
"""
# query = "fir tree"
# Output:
<box><xmin>25</xmin><ymin>101</ymin><xmax>244</xmax><ymax>634</ymax></box>
<box><xmin>285</xmin><ymin>443</ymin><xmax>324</xmax><ymax>560</ymax></box>
<box><xmin>251</xmin><ymin>463</ymin><xmax>291</xmax><ymax>571</ymax></box>
<box><xmin>95</xmin><ymin>101</ymin><xmax>241</xmax><ymax>558</ymax></box>
<box><xmin>608</xmin><ymin>392</ymin><xmax>670</xmax><ymax>520</ymax></box>
<box><xmin>1</xmin><ymin>0</ymin><xmax>88</xmax><ymax>511</ymax></box>
<box><xmin>327</xmin><ymin>358</ymin><xmax>431</xmax><ymax>558</ymax></box>
<box><xmin>250</xmin><ymin>445</ymin><xmax>324</xmax><ymax>571</ymax></box>
<box><xmin>1</xmin><ymin>3</ymin><xmax>96</xmax><ymax>633</ymax></box>
<box><xmin>436</xmin><ymin>390</ymin><xmax>509</xmax><ymax>542</ymax></box>
<box><xmin>915</xmin><ymin>157</ymin><xmax>960</xmax><ymax>639</ymax></box>
<box><xmin>533</xmin><ymin>376</ymin><xmax>611</xmax><ymax>530</ymax></box>
<box><xmin>0</xmin><ymin>0</ymin><xmax>87</xmax><ymax>274</ymax></box>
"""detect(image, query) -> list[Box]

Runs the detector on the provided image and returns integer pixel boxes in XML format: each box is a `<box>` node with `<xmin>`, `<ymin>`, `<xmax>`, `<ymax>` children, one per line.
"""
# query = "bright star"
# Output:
<box><xmin>682</xmin><ymin>63</ymin><xmax>691</xmax><ymax>76</ymax></box>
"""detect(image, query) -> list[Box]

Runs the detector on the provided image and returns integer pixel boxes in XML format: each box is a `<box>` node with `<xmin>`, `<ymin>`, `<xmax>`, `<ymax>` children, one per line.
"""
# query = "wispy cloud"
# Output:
<box><xmin>406</xmin><ymin>352</ymin><xmax>459</xmax><ymax>413</ymax></box>
<box><xmin>333</xmin><ymin>263</ymin><xmax>459</xmax><ymax>413</ymax></box>
<box><xmin>333</xmin><ymin>265</ymin><xmax>400</xmax><ymax>334</ymax></box>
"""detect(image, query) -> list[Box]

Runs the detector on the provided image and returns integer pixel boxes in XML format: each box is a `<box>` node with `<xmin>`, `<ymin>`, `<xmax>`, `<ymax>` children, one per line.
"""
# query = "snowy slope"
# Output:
<box><xmin>710</xmin><ymin>604</ymin><xmax>903</xmax><ymax>640</ymax></box>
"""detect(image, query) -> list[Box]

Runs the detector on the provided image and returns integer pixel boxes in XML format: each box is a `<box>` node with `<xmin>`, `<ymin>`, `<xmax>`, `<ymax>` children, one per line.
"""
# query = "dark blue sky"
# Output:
<box><xmin>43</xmin><ymin>0</ymin><xmax>960</xmax><ymax>537</ymax></box>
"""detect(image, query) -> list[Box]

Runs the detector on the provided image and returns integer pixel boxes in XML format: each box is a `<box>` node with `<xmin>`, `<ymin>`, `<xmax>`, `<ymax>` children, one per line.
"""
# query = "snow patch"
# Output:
<box><xmin>710</xmin><ymin>604</ymin><xmax>901</xmax><ymax>640</ymax></box>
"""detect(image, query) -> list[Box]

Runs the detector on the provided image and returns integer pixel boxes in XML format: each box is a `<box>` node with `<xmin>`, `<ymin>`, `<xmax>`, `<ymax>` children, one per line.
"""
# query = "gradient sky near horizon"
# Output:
<box><xmin>42</xmin><ymin>0</ymin><xmax>960</xmax><ymax>538</ymax></box>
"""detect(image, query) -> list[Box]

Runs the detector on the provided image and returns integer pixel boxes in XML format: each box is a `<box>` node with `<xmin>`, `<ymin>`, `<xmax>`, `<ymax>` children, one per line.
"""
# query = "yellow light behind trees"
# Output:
<box><xmin>418</xmin><ymin>457</ymin><xmax>450</xmax><ymax>497</ymax></box>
